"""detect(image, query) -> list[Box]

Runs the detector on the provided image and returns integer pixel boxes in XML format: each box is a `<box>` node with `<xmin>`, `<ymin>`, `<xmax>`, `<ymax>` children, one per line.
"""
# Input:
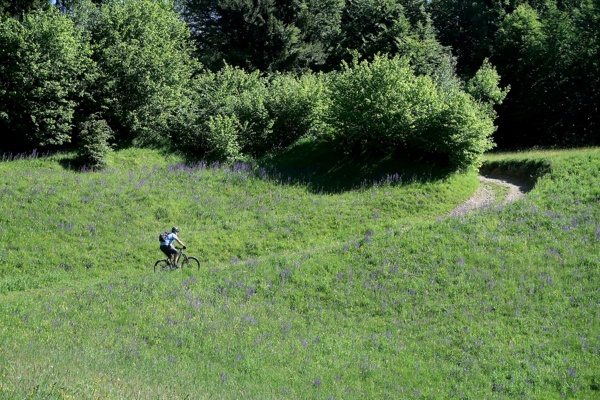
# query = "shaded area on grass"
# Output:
<box><xmin>40</xmin><ymin>138</ymin><xmax>458</xmax><ymax>192</ymax></box>
<box><xmin>258</xmin><ymin>138</ymin><xmax>456</xmax><ymax>193</ymax></box>
<box><xmin>480</xmin><ymin>158</ymin><xmax>551</xmax><ymax>190</ymax></box>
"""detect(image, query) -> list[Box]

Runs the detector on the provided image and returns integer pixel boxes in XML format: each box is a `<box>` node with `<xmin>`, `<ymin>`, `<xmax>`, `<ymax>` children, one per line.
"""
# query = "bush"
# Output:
<box><xmin>77</xmin><ymin>115</ymin><xmax>113</xmax><ymax>169</ymax></box>
<box><xmin>326</xmin><ymin>55</ymin><xmax>425</xmax><ymax>153</ymax></box>
<box><xmin>417</xmin><ymin>85</ymin><xmax>497</xmax><ymax>169</ymax></box>
<box><xmin>327</xmin><ymin>54</ymin><xmax>500</xmax><ymax>170</ymax></box>
<box><xmin>465</xmin><ymin>59</ymin><xmax>509</xmax><ymax>118</ymax></box>
<box><xmin>266</xmin><ymin>73</ymin><xmax>331</xmax><ymax>151</ymax></box>
<box><xmin>203</xmin><ymin>114</ymin><xmax>242</xmax><ymax>162</ymax></box>
<box><xmin>176</xmin><ymin>66</ymin><xmax>331</xmax><ymax>161</ymax></box>
<box><xmin>226</xmin><ymin>68</ymin><xmax>273</xmax><ymax>157</ymax></box>
<box><xmin>172</xmin><ymin>66</ymin><xmax>261</xmax><ymax>162</ymax></box>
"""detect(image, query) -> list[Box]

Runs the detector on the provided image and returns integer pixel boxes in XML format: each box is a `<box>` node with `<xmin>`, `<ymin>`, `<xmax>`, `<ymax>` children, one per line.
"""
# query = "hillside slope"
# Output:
<box><xmin>0</xmin><ymin>148</ymin><xmax>598</xmax><ymax>399</ymax></box>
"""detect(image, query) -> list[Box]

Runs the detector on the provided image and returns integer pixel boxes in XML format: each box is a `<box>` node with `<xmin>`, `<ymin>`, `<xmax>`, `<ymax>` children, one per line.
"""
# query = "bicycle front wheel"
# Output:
<box><xmin>181</xmin><ymin>255</ymin><xmax>200</xmax><ymax>270</ymax></box>
<box><xmin>154</xmin><ymin>259</ymin><xmax>170</xmax><ymax>273</ymax></box>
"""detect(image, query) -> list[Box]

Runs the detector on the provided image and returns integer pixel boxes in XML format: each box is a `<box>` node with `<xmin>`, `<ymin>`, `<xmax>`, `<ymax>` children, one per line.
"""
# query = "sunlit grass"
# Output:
<box><xmin>0</xmin><ymin>147</ymin><xmax>477</xmax><ymax>293</ymax></box>
<box><xmin>0</xmin><ymin>146</ymin><xmax>598</xmax><ymax>398</ymax></box>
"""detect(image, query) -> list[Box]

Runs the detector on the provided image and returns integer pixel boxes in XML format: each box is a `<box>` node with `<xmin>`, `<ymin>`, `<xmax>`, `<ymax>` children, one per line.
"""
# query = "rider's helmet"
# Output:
<box><xmin>171</xmin><ymin>226</ymin><xmax>180</xmax><ymax>233</ymax></box>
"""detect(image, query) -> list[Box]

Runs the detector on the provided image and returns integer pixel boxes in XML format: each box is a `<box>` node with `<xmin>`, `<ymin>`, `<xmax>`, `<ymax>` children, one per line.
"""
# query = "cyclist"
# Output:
<box><xmin>160</xmin><ymin>227</ymin><xmax>187</xmax><ymax>268</ymax></box>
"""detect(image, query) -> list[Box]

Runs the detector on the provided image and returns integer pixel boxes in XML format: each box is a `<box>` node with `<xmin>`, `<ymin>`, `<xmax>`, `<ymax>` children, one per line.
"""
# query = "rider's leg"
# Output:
<box><xmin>170</xmin><ymin>247</ymin><xmax>180</xmax><ymax>267</ymax></box>
<box><xmin>162</xmin><ymin>247</ymin><xmax>172</xmax><ymax>264</ymax></box>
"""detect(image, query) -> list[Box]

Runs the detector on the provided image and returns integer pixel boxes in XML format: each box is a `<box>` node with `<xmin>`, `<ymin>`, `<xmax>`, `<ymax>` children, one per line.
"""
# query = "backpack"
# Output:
<box><xmin>158</xmin><ymin>231</ymin><xmax>169</xmax><ymax>242</ymax></box>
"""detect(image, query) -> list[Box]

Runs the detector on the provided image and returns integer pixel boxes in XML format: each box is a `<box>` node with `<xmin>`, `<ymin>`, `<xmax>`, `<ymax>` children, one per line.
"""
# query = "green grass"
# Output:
<box><xmin>0</xmin><ymin>146</ymin><xmax>476</xmax><ymax>293</ymax></box>
<box><xmin>0</xmin><ymin>146</ymin><xmax>598</xmax><ymax>399</ymax></box>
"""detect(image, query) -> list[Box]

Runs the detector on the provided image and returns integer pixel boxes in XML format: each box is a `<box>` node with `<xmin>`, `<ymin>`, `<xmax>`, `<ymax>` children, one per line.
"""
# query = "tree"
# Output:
<box><xmin>0</xmin><ymin>7</ymin><xmax>92</xmax><ymax>152</ymax></box>
<box><xmin>334</xmin><ymin>0</ymin><xmax>411</xmax><ymax>65</ymax></box>
<box><xmin>86</xmin><ymin>0</ymin><xmax>199</xmax><ymax>146</ymax></box>
<box><xmin>76</xmin><ymin>114</ymin><xmax>113</xmax><ymax>169</ymax></box>
<box><xmin>493</xmin><ymin>1</ymin><xmax>599</xmax><ymax>148</ymax></box>
<box><xmin>428</xmin><ymin>0</ymin><xmax>509</xmax><ymax>76</ymax></box>
<box><xmin>172</xmin><ymin>65</ymin><xmax>330</xmax><ymax>161</ymax></box>
<box><xmin>324</xmin><ymin>0</ymin><xmax>454</xmax><ymax>79</ymax></box>
<box><xmin>178</xmin><ymin>0</ymin><xmax>344</xmax><ymax>72</ymax></box>
<box><xmin>568</xmin><ymin>0</ymin><xmax>599</xmax><ymax>144</ymax></box>
<box><xmin>492</xmin><ymin>4</ymin><xmax>544</xmax><ymax>148</ymax></box>
<box><xmin>0</xmin><ymin>0</ymin><xmax>49</xmax><ymax>18</ymax></box>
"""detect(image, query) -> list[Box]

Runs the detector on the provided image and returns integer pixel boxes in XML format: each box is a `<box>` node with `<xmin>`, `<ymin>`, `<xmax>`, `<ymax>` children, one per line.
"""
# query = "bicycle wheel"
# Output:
<box><xmin>154</xmin><ymin>259</ymin><xmax>171</xmax><ymax>273</ymax></box>
<box><xmin>181</xmin><ymin>255</ymin><xmax>200</xmax><ymax>270</ymax></box>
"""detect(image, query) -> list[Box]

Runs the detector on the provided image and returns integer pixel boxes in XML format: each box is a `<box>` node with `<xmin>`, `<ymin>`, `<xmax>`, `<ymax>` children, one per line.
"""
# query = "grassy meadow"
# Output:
<box><xmin>0</xmin><ymin>146</ymin><xmax>598</xmax><ymax>399</ymax></box>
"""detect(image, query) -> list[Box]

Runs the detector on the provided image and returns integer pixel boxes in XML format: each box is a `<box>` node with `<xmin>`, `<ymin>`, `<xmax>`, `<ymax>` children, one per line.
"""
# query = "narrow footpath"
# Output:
<box><xmin>449</xmin><ymin>174</ymin><xmax>533</xmax><ymax>217</ymax></box>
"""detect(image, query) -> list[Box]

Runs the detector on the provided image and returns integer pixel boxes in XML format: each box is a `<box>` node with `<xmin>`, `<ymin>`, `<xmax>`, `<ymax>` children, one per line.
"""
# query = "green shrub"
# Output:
<box><xmin>172</xmin><ymin>66</ymin><xmax>249</xmax><ymax>161</ymax></box>
<box><xmin>327</xmin><ymin>55</ymin><xmax>432</xmax><ymax>154</ymax></box>
<box><xmin>417</xmin><ymin>85</ymin><xmax>497</xmax><ymax>169</ymax></box>
<box><xmin>203</xmin><ymin>114</ymin><xmax>242</xmax><ymax>162</ymax></box>
<box><xmin>176</xmin><ymin>66</ymin><xmax>266</xmax><ymax>160</ymax></box>
<box><xmin>465</xmin><ymin>58</ymin><xmax>509</xmax><ymax>118</ymax></box>
<box><xmin>76</xmin><ymin>115</ymin><xmax>113</xmax><ymax>169</ymax></box>
<box><xmin>266</xmin><ymin>73</ymin><xmax>331</xmax><ymax>151</ymax></box>
<box><xmin>228</xmin><ymin>69</ymin><xmax>274</xmax><ymax>157</ymax></box>
<box><xmin>327</xmin><ymin>54</ymin><xmax>500</xmax><ymax>170</ymax></box>
<box><xmin>175</xmin><ymin>65</ymin><xmax>333</xmax><ymax>161</ymax></box>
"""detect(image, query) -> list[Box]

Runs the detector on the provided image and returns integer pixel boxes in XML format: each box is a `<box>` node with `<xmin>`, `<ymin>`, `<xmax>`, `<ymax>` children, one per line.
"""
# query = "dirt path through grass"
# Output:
<box><xmin>449</xmin><ymin>174</ymin><xmax>533</xmax><ymax>216</ymax></box>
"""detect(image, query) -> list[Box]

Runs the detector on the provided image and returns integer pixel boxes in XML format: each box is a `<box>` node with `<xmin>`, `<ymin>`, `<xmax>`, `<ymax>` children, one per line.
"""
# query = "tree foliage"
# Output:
<box><xmin>86</xmin><ymin>0</ymin><xmax>198</xmax><ymax>146</ymax></box>
<box><xmin>0</xmin><ymin>7</ymin><xmax>92</xmax><ymax>151</ymax></box>
<box><xmin>465</xmin><ymin>58</ymin><xmax>509</xmax><ymax>117</ymax></box>
<box><xmin>492</xmin><ymin>1</ymin><xmax>600</xmax><ymax>148</ymax></box>
<box><xmin>172</xmin><ymin>65</ymin><xmax>330</xmax><ymax>161</ymax></box>
<box><xmin>0</xmin><ymin>0</ymin><xmax>48</xmax><ymax>18</ymax></box>
<box><xmin>178</xmin><ymin>0</ymin><xmax>451</xmax><ymax>75</ymax></box>
<box><xmin>334</xmin><ymin>0</ymin><xmax>411</xmax><ymax>65</ymax></box>
<box><xmin>178</xmin><ymin>0</ymin><xmax>344</xmax><ymax>72</ymax></box>
<box><xmin>427</xmin><ymin>0</ymin><xmax>599</xmax><ymax>148</ymax></box>
<box><xmin>326</xmin><ymin>55</ymin><xmax>502</xmax><ymax>170</ymax></box>
<box><xmin>427</xmin><ymin>0</ymin><xmax>509</xmax><ymax>76</ymax></box>
<box><xmin>4</xmin><ymin>0</ymin><xmax>595</xmax><ymax>161</ymax></box>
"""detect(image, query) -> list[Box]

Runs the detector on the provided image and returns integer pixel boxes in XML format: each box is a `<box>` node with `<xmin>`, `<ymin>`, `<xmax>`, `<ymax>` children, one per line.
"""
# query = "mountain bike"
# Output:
<box><xmin>154</xmin><ymin>247</ymin><xmax>200</xmax><ymax>272</ymax></box>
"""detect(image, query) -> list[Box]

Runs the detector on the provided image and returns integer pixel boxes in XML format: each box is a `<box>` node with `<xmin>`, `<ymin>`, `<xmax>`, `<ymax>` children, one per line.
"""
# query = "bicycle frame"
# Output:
<box><xmin>154</xmin><ymin>247</ymin><xmax>200</xmax><ymax>272</ymax></box>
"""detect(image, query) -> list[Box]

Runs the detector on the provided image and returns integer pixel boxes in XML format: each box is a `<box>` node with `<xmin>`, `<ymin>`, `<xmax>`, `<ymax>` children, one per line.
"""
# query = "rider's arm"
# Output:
<box><xmin>176</xmin><ymin>237</ymin><xmax>186</xmax><ymax>248</ymax></box>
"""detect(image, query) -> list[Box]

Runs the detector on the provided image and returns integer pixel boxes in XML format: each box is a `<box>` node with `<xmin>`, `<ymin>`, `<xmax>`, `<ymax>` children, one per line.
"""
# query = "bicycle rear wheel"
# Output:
<box><xmin>154</xmin><ymin>259</ymin><xmax>171</xmax><ymax>273</ymax></box>
<box><xmin>181</xmin><ymin>255</ymin><xmax>200</xmax><ymax>270</ymax></box>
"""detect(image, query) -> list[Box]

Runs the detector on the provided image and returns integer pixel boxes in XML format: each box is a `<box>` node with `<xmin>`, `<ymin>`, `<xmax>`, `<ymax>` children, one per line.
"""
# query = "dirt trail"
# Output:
<box><xmin>448</xmin><ymin>175</ymin><xmax>533</xmax><ymax>217</ymax></box>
